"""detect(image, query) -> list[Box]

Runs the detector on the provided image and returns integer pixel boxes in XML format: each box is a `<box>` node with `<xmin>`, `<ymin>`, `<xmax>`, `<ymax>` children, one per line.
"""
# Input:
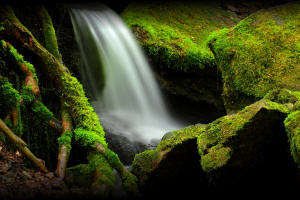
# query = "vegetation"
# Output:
<box><xmin>208</xmin><ymin>1</ymin><xmax>300</xmax><ymax>112</ymax></box>
<box><xmin>0</xmin><ymin>0</ymin><xmax>299</xmax><ymax>198</ymax></box>
<box><xmin>0</xmin><ymin>4</ymin><xmax>139</xmax><ymax>197</ymax></box>
<box><xmin>121</xmin><ymin>1</ymin><xmax>240</xmax><ymax>72</ymax></box>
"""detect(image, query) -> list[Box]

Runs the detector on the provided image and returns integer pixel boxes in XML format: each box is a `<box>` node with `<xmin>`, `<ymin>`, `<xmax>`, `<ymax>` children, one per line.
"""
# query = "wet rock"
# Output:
<box><xmin>105</xmin><ymin>131</ymin><xmax>148</xmax><ymax>165</ymax></box>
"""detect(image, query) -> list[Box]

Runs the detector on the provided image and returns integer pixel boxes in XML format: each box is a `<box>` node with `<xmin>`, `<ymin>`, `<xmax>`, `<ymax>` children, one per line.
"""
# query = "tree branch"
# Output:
<box><xmin>0</xmin><ymin>118</ymin><xmax>48</xmax><ymax>172</ymax></box>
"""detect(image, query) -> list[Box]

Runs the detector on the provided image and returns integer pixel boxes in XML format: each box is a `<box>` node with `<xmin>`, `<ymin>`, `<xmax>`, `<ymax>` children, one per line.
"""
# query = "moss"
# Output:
<box><xmin>132</xmin><ymin>124</ymin><xmax>206</xmax><ymax>186</ymax></box>
<box><xmin>0</xmin><ymin>23</ymin><xmax>4</xmax><ymax>31</ymax></box>
<box><xmin>264</xmin><ymin>88</ymin><xmax>300</xmax><ymax>105</ymax></box>
<box><xmin>121</xmin><ymin>1</ymin><xmax>239</xmax><ymax>72</ymax></box>
<box><xmin>0</xmin><ymin>40</ymin><xmax>38</xmax><ymax>83</ymax></box>
<box><xmin>131</xmin><ymin>149</ymin><xmax>158</xmax><ymax>185</ymax></box>
<box><xmin>284</xmin><ymin>111</ymin><xmax>300</xmax><ymax>167</ymax></box>
<box><xmin>105</xmin><ymin>149</ymin><xmax>121</xmax><ymax>169</ymax></box>
<box><xmin>31</xmin><ymin>100</ymin><xmax>55</xmax><ymax>122</ymax></box>
<box><xmin>158</xmin><ymin>124</ymin><xmax>206</xmax><ymax>151</ymax></box>
<box><xmin>0</xmin><ymin>77</ymin><xmax>21</xmax><ymax>107</ymax></box>
<box><xmin>197</xmin><ymin>98</ymin><xmax>290</xmax><ymax>172</ymax></box>
<box><xmin>61</xmin><ymin>75</ymin><xmax>106</xmax><ymax>148</ymax></box>
<box><xmin>57</xmin><ymin>130</ymin><xmax>72</xmax><ymax>154</ymax></box>
<box><xmin>74</xmin><ymin>128</ymin><xmax>106</xmax><ymax>149</ymax></box>
<box><xmin>0</xmin><ymin>78</ymin><xmax>23</xmax><ymax>137</ymax></box>
<box><xmin>200</xmin><ymin>144</ymin><xmax>231</xmax><ymax>172</ymax></box>
<box><xmin>121</xmin><ymin>170</ymin><xmax>139</xmax><ymax>195</ymax></box>
<box><xmin>87</xmin><ymin>152</ymin><xmax>116</xmax><ymax>196</ymax></box>
<box><xmin>21</xmin><ymin>85</ymin><xmax>35</xmax><ymax>104</ymax></box>
<box><xmin>208</xmin><ymin>2</ymin><xmax>300</xmax><ymax>111</ymax></box>
<box><xmin>39</xmin><ymin>6</ymin><xmax>62</xmax><ymax>61</ymax></box>
<box><xmin>65</xmin><ymin>164</ymin><xmax>94</xmax><ymax>188</ymax></box>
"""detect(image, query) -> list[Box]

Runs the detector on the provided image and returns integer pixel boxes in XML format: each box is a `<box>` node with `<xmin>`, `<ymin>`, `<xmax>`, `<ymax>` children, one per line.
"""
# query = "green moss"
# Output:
<box><xmin>121</xmin><ymin>1</ymin><xmax>239</xmax><ymax>72</ymax></box>
<box><xmin>74</xmin><ymin>128</ymin><xmax>106</xmax><ymax>149</ymax></box>
<box><xmin>21</xmin><ymin>85</ymin><xmax>35</xmax><ymax>104</ymax></box>
<box><xmin>65</xmin><ymin>164</ymin><xmax>94</xmax><ymax>188</ymax></box>
<box><xmin>0</xmin><ymin>78</ymin><xmax>23</xmax><ymax>137</ymax></box>
<box><xmin>121</xmin><ymin>170</ymin><xmax>139</xmax><ymax>196</ymax></box>
<box><xmin>57</xmin><ymin>130</ymin><xmax>72</xmax><ymax>154</ymax></box>
<box><xmin>0</xmin><ymin>77</ymin><xmax>21</xmax><ymax>107</ymax></box>
<box><xmin>31</xmin><ymin>100</ymin><xmax>55</xmax><ymax>122</ymax></box>
<box><xmin>198</xmin><ymin>98</ymin><xmax>290</xmax><ymax>172</ymax></box>
<box><xmin>284</xmin><ymin>111</ymin><xmax>300</xmax><ymax>167</ymax></box>
<box><xmin>0</xmin><ymin>40</ymin><xmax>39</xmax><ymax>83</ymax></box>
<box><xmin>208</xmin><ymin>2</ymin><xmax>300</xmax><ymax>110</ymax></box>
<box><xmin>61</xmin><ymin>75</ymin><xmax>106</xmax><ymax>148</ymax></box>
<box><xmin>200</xmin><ymin>144</ymin><xmax>231</xmax><ymax>172</ymax></box>
<box><xmin>87</xmin><ymin>152</ymin><xmax>116</xmax><ymax>196</ymax></box>
<box><xmin>40</xmin><ymin>6</ymin><xmax>62</xmax><ymax>61</ymax></box>
<box><xmin>158</xmin><ymin>124</ymin><xmax>206</xmax><ymax>151</ymax></box>
<box><xmin>105</xmin><ymin>149</ymin><xmax>121</xmax><ymax>169</ymax></box>
<box><xmin>131</xmin><ymin>149</ymin><xmax>158</xmax><ymax>185</ymax></box>
<box><xmin>264</xmin><ymin>88</ymin><xmax>300</xmax><ymax>105</ymax></box>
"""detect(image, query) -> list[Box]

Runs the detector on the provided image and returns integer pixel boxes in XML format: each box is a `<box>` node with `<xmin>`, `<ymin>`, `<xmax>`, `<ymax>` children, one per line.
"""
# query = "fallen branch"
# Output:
<box><xmin>0</xmin><ymin>118</ymin><xmax>48</xmax><ymax>172</ymax></box>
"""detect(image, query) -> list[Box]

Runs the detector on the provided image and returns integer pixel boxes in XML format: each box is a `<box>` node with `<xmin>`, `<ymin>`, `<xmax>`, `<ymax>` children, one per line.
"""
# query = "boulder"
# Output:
<box><xmin>131</xmin><ymin>124</ymin><xmax>207</xmax><ymax>197</ymax></box>
<box><xmin>208</xmin><ymin>1</ymin><xmax>300</xmax><ymax>112</ymax></box>
<box><xmin>198</xmin><ymin>99</ymin><xmax>299</xmax><ymax>192</ymax></box>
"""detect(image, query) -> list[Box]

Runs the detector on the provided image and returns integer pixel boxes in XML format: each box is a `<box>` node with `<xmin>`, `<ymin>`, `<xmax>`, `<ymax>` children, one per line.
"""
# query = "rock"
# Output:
<box><xmin>122</xmin><ymin>1</ymin><xmax>240</xmax><ymax>72</ymax></box>
<box><xmin>284</xmin><ymin>111</ymin><xmax>300</xmax><ymax>168</ymax></box>
<box><xmin>161</xmin><ymin>131</ymin><xmax>177</xmax><ymax>141</ymax></box>
<box><xmin>104</xmin><ymin>130</ymin><xmax>148</xmax><ymax>165</ymax></box>
<box><xmin>121</xmin><ymin>1</ymin><xmax>238</xmax><ymax>119</ymax></box>
<box><xmin>0</xmin><ymin>163</ymin><xmax>11</xmax><ymax>173</ymax></box>
<box><xmin>131</xmin><ymin>124</ymin><xmax>207</xmax><ymax>197</ymax></box>
<box><xmin>132</xmin><ymin>98</ymin><xmax>300</xmax><ymax>196</ymax></box>
<box><xmin>22</xmin><ymin>170</ymin><xmax>32</xmax><ymax>179</ymax></box>
<box><xmin>208</xmin><ymin>1</ymin><xmax>300</xmax><ymax>113</ymax></box>
<box><xmin>65</xmin><ymin>164</ymin><xmax>93</xmax><ymax>188</ymax></box>
<box><xmin>197</xmin><ymin>99</ymin><xmax>298</xmax><ymax>192</ymax></box>
<box><xmin>45</xmin><ymin>172</ymin><xmax>54</xmax><ymax>179</ymax></box>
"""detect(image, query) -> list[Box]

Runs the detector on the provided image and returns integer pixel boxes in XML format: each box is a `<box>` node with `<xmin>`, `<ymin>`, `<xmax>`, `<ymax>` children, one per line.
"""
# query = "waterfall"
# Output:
<box><xmin>70</xmin><ymin>5</ymin><xmax>182</xmax><ymax>145</ymax></box>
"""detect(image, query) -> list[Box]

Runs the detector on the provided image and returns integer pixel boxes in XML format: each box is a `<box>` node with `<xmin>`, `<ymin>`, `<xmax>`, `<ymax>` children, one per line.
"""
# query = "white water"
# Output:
<box><xmin>70</xmin><ymin>5</ymin><xmax>182</xmax><ymax>144</ymax></box>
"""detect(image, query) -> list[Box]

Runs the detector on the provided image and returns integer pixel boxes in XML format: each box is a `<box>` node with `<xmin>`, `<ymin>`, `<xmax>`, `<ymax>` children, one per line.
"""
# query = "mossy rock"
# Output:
<box><xmin>197</xmin><ymin>99</ymin><xmax>299</xmax><ymax>190</ymax></box>
<box><xmin>131</xmin><ymin>124</ymin><xmax>206</xmax><ymax>197</ymax></box>
<box><xmin>208</xmin><ymin>1</ymin><xmax>300</xmax><ymax>112</ymax></box>
<box><xmin>65</xmin><ymin>164</ymin><xmax>94</xmax><ymax>188</ymax></box>
<box><xmin>121</xmin><ymin>1</ymin><xmax>240</xmax><ymax>72</ymax></box>
<box><xmin>284</xmin><ymin>111</ymin><xmax>300</xmax><ymax>168</ymax></box>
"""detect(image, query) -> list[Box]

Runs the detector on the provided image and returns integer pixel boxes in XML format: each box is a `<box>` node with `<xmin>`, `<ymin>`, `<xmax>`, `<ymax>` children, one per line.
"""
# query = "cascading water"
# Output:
<box><xmin>70</xmin><ymin>5</ymin><xmax>183</xmax><ymax>145</ymax></box>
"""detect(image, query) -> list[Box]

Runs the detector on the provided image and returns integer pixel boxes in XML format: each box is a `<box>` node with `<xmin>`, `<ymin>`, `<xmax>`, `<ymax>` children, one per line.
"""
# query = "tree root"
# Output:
<box><xmin>0</xmin><ymin>118</ymin><xmax>48</xmax><ymax>172</ymax></box>
<box><xmin>0</xmin><ymin>5</ymin><xmax>140</xmax><ymax>197</ymax></box>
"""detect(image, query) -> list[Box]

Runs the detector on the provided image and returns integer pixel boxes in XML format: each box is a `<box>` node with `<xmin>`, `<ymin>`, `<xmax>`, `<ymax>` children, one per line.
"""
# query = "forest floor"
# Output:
<box><xmin>0</xmin><ymin>141</ymin><xmax>88</xmax><ymax>200</ymax></box>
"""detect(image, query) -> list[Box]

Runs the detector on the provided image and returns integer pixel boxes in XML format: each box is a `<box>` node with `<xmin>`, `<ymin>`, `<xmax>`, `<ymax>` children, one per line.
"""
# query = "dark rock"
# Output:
<box><xmin>105</xmin><ymin>131</ymin><xmax>148</xmax><ymax>165</ymax></box>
